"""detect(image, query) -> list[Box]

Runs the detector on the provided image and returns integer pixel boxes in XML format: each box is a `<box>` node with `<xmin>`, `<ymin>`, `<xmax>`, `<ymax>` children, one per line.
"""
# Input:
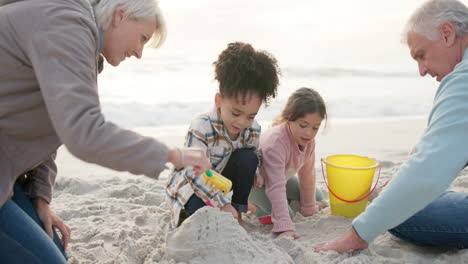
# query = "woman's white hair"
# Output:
<box><xmin>88</xmin><ymin>0</ymin><xmax>166</xmax><ymax>48</ymax></box>
<box><xmin>403</xmin><ymin>0</ymin><xmax>468</xmax><ymax>41</ymax></box>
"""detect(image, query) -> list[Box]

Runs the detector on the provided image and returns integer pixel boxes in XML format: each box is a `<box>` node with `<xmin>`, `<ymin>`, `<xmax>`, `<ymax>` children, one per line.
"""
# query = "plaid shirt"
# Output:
<box><xmin>165</xmin><ymin>107</ymin><xmax>261</xmax><ymax>229</ymax></box>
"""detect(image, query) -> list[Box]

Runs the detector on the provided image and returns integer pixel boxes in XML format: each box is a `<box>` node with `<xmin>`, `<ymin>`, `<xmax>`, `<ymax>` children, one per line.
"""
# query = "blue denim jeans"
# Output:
<box><xmin>0</xmin><ymin>184</ymin><xmax>67</xmax><ymax>264</ymax></box>
<box><xmin>389</xmin><ymin>191</ymin><xmax>468</xmax><ymax>249</ymax></box>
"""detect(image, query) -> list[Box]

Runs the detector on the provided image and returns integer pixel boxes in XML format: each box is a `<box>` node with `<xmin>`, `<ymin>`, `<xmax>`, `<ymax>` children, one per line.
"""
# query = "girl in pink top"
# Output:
<box><xmin>248</xmin><ymin>87</ymin><xmax>327</xmax><ymax>239</ymax></box>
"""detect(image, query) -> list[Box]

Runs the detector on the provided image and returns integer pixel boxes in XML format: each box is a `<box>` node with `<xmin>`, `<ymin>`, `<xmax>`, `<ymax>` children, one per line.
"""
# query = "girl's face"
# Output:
<box><xmin>102</xmin><ymin>6</ymin><xmax>155</xmax><ymax>66</ymax></box>
<box><xmin>215</xmin><ymin>93</ymin><xmax>262</xmax><ymax>140</ymax></box>
<box><xmin>288</xmin><ymin>112</ymin><xmax>323</xmax><ymax>147</ymax></box>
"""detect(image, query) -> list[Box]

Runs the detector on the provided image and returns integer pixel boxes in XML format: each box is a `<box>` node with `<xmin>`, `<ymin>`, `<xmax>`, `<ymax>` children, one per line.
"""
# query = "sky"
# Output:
<box><xmin>155</xmin><ymin>0</ymin><xmax>427</xmax><ymax>69</ymax></box>
<box><xmin>97</xmin><ymin>0</ymin><xmax>445</xmax><ymax>122</ymax></box>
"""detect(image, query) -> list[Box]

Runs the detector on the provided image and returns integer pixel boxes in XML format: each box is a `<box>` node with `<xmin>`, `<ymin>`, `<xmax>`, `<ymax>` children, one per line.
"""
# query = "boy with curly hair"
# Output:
<box><xmin>166</xmin><ymin>42</ymin><xmax>280</xmax><ymax>230</ymax></box>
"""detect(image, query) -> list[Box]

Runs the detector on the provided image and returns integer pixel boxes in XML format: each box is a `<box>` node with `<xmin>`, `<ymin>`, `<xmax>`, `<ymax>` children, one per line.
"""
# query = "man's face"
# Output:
<box><xmin>407</xmin><ymin>30</ymin><xmax>459</xmax><ymax>82</ymax></box>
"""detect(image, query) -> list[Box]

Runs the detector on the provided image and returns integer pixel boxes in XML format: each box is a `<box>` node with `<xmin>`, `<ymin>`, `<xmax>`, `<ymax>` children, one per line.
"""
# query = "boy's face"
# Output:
<box><xmin>288</xmin><ymin>112</ymin><xmax>322</xmax><ymax>147</ymax></box>
<box><xmin>215</xmin><ymin>93</ymin><xmax>262</xmax><ymax>140</ymax></box>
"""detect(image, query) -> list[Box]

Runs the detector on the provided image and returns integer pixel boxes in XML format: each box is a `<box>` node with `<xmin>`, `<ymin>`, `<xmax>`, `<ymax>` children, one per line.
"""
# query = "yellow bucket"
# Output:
<box><xmin>321</xmin><ymin>154</ymin><xmax>381</xmax><ymax>218</ymax></box>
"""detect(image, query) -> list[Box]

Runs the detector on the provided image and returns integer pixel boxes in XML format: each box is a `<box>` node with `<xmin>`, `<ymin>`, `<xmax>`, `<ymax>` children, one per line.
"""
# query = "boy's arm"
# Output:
<box><xmin>180</xmin><ymin>128</ymin><xmax>230</xmax><ymax>208</ymax></box>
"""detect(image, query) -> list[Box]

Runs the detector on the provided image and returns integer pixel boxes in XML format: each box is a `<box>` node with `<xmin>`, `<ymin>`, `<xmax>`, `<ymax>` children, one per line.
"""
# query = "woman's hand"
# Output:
<box><xmin>313</xmin><ymin>227</ymin><xmax>368</xmax><ymax>253</ymax></box>
<box><xmin>276</xmin><ymin>230</ymin><xmax>301</xmax><ymax>239</ymax></box>
<box><xmin>169</xmin><ymin>147</ymin><xmax>211</xmax><ymax>175</ymax></box>
<box><xmin>34</xmin><ymin>197</ymin><xmax>71</xmax><ymax>251</ymax></box>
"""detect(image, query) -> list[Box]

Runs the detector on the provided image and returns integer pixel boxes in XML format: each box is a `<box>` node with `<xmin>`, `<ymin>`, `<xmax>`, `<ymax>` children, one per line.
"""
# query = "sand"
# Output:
<box><xmin>51</xmin><ymin>117</ymin><xmax>468</xmax><ymax>264</ymax></box>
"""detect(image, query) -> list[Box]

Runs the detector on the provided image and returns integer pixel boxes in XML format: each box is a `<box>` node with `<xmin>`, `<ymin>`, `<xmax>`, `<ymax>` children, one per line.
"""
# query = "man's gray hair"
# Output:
<box><xmin>403</xmin><ymin>0</ymin><xmax>468</xmax><ymax>41</ymax></box>
<box><xmin>89</xmin><ymin>0</ymin><xmax>166</xmax><ymax>48</ymax></box>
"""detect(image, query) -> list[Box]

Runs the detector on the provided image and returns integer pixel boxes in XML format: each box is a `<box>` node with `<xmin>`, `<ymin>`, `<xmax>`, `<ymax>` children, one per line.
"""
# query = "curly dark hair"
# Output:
<box><xmin>213</xmin><ymin>42</ymin><xmax>280</xmax><ymax>105</ymax></box>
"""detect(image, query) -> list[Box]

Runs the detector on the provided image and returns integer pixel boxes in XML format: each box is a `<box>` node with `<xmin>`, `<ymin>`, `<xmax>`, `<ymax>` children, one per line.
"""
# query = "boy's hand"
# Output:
<box><xmin>220</xmin><ymin>203</ymin><xmax>239</xmax><ymax>220</ymax></box>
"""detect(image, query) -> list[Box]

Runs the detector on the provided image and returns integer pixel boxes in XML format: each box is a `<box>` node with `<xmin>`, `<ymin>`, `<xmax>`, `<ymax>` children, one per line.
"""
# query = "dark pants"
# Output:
<box><xmin>0</xmin><ymin>184</ymin><xmax>67</xmax><ymax>264</ymax></box>
<box><xmin>389</xmin><ymin>191</ymin><xmax>468</xmax><ymax>249</ymax></box>
<box><xmin>185</xmin><ymin>148</ymin><xmax>258</xmax><ymax>215</ymax></box>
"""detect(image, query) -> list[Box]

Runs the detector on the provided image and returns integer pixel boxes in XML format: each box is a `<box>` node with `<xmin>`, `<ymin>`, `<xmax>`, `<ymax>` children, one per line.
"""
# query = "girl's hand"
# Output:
<box><xmin>34</xmin><ymin>197</ymin><xmax>71</xmax><ymax>251</ymax></box>
<box><xmin>301</xmin><ymin>204</ymin><xmax>319</xmax><ymax>217</ymax></box>
<box><xmin>253</xmin><ymin>174</ymin><xmax>264</xmax><ymax>188</ymax></box>
<box><xmin>276</xmin><ymin>231</ymin><xmax>301</xmax><ymax>239</ymax></box>
<box><xmin>220</xmin><ymin>203</ymin><xmax>239</xmax><ymax>220</ymax></box>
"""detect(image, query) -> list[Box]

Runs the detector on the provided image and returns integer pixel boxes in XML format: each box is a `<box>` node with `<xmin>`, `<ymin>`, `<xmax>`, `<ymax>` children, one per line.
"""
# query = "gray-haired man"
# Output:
<box><xmin>315</xmin><ymin>0</ymin><xmax>468</xmax><ymax>252</ymax></box>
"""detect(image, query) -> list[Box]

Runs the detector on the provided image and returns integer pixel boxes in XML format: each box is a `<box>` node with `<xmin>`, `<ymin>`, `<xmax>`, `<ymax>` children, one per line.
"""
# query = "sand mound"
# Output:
<box><xmin>167</xmin><ymin>207</ymin><xmax>293</xmax><ymax>264</ymax></box>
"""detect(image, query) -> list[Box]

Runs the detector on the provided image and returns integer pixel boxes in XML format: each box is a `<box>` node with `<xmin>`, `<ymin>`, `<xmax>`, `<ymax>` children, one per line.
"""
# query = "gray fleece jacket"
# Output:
<box><xmin>0</xmin><ymin>0</ymin><xmax>169</xmax><ymax>206</ymax></box>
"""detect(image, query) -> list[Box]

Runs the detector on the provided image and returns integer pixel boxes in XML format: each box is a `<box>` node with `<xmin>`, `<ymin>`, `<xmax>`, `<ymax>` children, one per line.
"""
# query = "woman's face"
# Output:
<box><xmin>102</xmin><ymin>7</ymin><xmax>156</xmax><ymax>66</ymax></box>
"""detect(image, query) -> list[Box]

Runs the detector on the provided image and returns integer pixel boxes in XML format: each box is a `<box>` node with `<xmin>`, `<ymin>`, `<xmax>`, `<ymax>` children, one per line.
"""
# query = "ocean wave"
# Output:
<box><xmin>101</xmin><ymin>98</ymin><xmax>431</xmax><ymax>128</ymax></box>
<box><xmin>283</xmin><ymin>67</ymin><xmax>415</xmax><ymax>78</ymax></box>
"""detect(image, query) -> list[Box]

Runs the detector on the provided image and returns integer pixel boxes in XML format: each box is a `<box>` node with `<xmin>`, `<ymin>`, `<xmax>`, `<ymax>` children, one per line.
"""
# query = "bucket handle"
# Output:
<box><xmin>320</xmin><ymin>158</ymin><xmax>381</xmax><ymax>203</ymax></box>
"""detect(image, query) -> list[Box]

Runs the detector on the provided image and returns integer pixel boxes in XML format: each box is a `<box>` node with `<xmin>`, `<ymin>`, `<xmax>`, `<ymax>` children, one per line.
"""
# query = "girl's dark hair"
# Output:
<box><xmin>273</xmin><ymin>87</ymin><xmax>327</xmax><ymax>126</ymax></box>
<box><xmin>213</xmin><ymin>42</ymin><xmax>279</xmax><ymax>105</ymax></box>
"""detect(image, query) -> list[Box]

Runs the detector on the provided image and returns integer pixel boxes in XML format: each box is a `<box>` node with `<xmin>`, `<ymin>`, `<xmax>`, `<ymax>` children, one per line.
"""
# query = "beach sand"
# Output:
<box><xmin>53</xmin><ymin>117</ymin><xmax>468</xmax><ymax>263</ymax></box>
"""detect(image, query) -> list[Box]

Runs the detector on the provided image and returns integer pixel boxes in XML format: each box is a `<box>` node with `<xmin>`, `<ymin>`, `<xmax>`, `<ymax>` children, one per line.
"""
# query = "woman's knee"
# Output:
<box><xmin>0</xmin><ymin>230</ymin><xmax>42</xmax><ymax>264</ymax></box>
<box><xmin>0</xmin><ymin>203</ymin><xmax>66</xmax><ymax>264</ymax></box>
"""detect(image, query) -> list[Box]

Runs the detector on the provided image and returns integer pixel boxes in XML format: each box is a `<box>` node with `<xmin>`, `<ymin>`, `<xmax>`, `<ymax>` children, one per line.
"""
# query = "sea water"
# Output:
<box><xmin>98</xmin><ymin>0</ymin><xmax>439</xmax><ymax>128</ymax></box>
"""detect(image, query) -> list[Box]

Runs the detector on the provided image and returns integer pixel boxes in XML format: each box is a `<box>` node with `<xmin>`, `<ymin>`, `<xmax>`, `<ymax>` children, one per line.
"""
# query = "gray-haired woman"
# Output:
<box><xmin>0</xmin><ymin>0</ymin><xmax>210</xmax><ymax>263</ymax></box>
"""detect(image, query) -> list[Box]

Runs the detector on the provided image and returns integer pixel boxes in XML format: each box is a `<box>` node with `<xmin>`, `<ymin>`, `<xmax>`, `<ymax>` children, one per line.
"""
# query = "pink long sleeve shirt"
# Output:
<box><xmin>259</xmin><ymin>123</ymin><xmax>317</xmax><ymax>233</ymax></box>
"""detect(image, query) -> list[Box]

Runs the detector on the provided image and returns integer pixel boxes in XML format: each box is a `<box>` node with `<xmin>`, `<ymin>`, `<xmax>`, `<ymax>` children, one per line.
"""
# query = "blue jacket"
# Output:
<box><xmin>353</xmin><ymin>48</ymin><xmax>468</xmax><ymax>242</ymax></box>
